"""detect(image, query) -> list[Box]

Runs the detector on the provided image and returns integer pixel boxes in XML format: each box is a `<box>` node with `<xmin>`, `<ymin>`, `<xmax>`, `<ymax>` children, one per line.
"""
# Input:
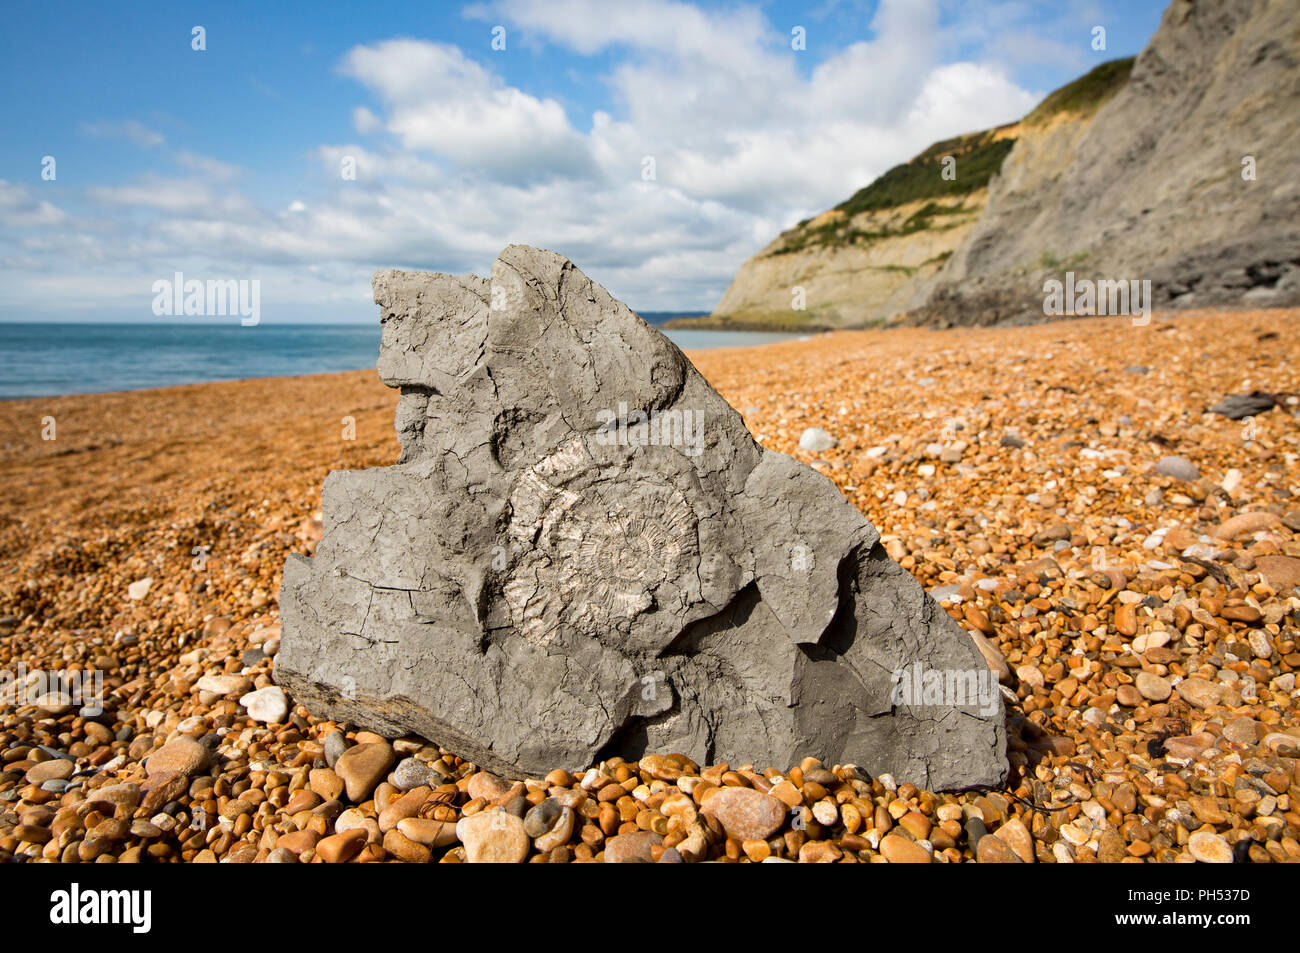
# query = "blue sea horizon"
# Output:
<box><xmin>0</xmin><ymin>319</ymin><xmax>807</xmax><ymax>400</ymax></box>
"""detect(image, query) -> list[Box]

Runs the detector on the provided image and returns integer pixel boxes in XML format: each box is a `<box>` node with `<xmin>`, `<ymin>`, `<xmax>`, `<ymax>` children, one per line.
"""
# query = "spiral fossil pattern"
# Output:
<box><xmin>503</xmin><ymin>437</ymin><xmax>700</xmax><ymax>646</ymax></box>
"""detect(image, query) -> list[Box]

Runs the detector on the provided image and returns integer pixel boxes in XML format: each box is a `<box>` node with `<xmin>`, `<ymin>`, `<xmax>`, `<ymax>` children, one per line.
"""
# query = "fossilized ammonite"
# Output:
<box><xmin>276</xmin><ymin>244</ymin><xmax>1009</xmax><ymax>790</ymax></box>
<box><xmin>504</xmin><ymin>437</ymin><xmax>702</xmax><ymax>652</ymax></box>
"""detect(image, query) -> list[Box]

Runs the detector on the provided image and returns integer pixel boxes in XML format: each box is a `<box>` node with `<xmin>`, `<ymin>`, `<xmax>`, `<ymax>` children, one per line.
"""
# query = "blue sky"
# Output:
<box><xmin>0</xmin><ymin>0</ymin><xmax>1168</xmax><ymax>322</ymax></box>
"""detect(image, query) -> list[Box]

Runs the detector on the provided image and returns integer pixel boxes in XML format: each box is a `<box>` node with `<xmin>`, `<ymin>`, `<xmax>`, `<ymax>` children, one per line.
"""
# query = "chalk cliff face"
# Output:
<box><xmin>711</xmin><ymin>0</ymin><xmax>1300</xmax><ymax>329</ymax></box>
<box><xmin>707</xmin><ymin>126</ymin><xmax>1020</xmax><ymax>329</ymax></box>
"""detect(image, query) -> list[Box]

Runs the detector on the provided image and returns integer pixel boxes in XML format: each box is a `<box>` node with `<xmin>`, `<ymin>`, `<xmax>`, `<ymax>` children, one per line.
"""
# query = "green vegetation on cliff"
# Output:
<box><xmin>759</xmin><ymin>58</ymin><xmax>1137</xmax><ymax>262</ymax></box>
<box><xmin>707</xmin><ymin>55</ymin><xmax>1142</xmax><ymax>328</ymax></box>
<box><xmin>769</xmin><ymin>128</ymin><xmax>1014</xmax><ymax>256</ymax></box>
<box><xmin>1024</xmin><ymin>56</ymin><xmax>1135</xmax><ymax>125</ymax></box>
<box><xmin>775</xmin><ymin>198</ymin><xmax>976</xmax><ymax>255</ymax></box>
<box><xmin>833</xmin><ymin>129</ymin><xmax>1017</xmax><ymax>218</ymax></box>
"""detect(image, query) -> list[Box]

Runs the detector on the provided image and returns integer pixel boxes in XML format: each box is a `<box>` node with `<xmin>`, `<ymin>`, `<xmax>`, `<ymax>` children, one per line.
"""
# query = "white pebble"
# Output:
<box><xmin>239</xmin><ymin>686</ymin><xmax>288</xmax><ymax>724</ymax></box>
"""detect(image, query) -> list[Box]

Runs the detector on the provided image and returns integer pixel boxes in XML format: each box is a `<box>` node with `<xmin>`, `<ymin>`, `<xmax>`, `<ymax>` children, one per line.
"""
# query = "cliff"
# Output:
<box><xmin>697</xmin><ymin>0</ymin><xmax>1300</xmax><ymax>330</ymax></box>
<box><xmin>910</xmin><ymin>0</ymin><xmax>1300</xmax><ymax>326</ymax></box>
<box><xmin>700</xmin><ymin>56</ymin><xmax>1132</xmax><ymax>328</ymax></box>
<box><xmin>701</xmin><ymin>124</ymin><xmax>1020</xmax><ymax>329</ymax></box>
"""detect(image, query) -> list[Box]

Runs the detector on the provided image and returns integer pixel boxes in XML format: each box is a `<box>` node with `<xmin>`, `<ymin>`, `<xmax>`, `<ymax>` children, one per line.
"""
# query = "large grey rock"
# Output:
<box><xmin>276</xmin><ymin>245</ymin><xmax>1006</xmax><ymax>790</ymax></box>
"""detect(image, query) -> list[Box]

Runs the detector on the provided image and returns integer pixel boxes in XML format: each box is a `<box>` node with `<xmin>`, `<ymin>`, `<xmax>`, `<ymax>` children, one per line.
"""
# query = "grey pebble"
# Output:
<box><xmin>1155</xmin><ymin>455</ymin><xmax>1200</xmax><ymax>482</ymax></box>
<box><xmin>524</xmin><ymin>798</ymin><xmax>562</xmax><ymax>838</ymax></box>
<box><xmin>391</xmin><ymin>756</ymin><xmax>444</xmax><ymax>791</ymax></box>
<box><xmin>324</xmin><ymin>729</ymin><xmax>348</xmax><ymax>769</ymax></box>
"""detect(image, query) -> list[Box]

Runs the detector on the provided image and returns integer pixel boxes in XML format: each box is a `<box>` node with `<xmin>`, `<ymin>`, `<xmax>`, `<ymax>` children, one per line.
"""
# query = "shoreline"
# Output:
<box><xmin>0</xmin><ymin>324</ymin><xmax>809</xmax><ymax>403</ymax></box>
<box><xmin>0</xmin><ymin>366</ymin><xmax>382</xmax><ymax>405</ymax></box>
<box><xmin>3</xmin><ymin>304</ymin><xmax>1285</xmax><ymax>402</ymax></box>
<box><xmin>661</xmin><ymin>314</ymin><xmax>839</xmax><ymax>332</ymax></box>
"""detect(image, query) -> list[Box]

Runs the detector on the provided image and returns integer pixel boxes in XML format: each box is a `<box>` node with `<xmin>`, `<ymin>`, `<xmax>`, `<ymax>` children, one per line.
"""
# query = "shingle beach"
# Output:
<box><xmin>2</xmin><ymin>307</ymin><xmax>1298</xmax><ymax>863</ymax></box>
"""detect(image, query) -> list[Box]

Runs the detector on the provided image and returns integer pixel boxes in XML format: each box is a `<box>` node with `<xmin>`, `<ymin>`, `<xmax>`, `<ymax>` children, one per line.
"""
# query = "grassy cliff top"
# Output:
<box><xmin>774</xmin><ymin>199</ymin><xmax>975</xmax><ymax>256</ymax></box>
<box><xmin>1024</xmin><ymin>56</ymin><xmax>1135</xmax><ymax>125</ymax></box>
<box><xmin>831</xmin><ymin>127</ymin><xmax>1018</xmax><ymax>219</ymax></box>
<box><xmin>740</xmin><ymin>56</ymin><xmax>1139</xmax><ymax>270</ymax></box>
<box><xmin>784</xmin><ymin>56</ymin><xmax>1135</xmax><ymax>234</ymax></box>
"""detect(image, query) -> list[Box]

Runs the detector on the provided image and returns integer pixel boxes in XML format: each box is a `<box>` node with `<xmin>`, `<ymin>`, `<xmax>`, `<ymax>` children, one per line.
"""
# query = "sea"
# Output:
<box><xmin>0</xmin><ymin>316</ymin><xmax>807</xmax><ymax>400</ymax></box>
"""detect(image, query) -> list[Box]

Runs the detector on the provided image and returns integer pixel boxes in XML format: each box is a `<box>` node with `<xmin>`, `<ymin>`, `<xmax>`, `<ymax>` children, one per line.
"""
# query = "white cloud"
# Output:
<box><xmin>5</xmin><ymin>0</ymin><xmax>1065</xmax><ymax>317</ymax></box>
<box><xmin>455</xmin><ymin>0</ymin><xmax>1033</xmax><ymax>222</ymax></box>
<box><xmin>340</xmin><ymin>39</ymin><xmax>595</xmax><ymax>182</ymax></box>
<box><xmin>0</xmin><ymin>181</ymin><xmax>68</xmax><ymax>228</ymax></box>
<box><xmin>352</xmin><ymin>106</ymin><xmax>383</xmax><ymax>134</ymax></box>
<box><xmin>79</xmin><ymin>119</ymin><xmax>165</xmax><ymax>149</ymax></box>
<box><xmin>172</xmin><ymin>150</ymin><xmax>242</xmax><ymax>181</ymax></box>
<box><xmin>87</xmin><ymin>175</ymin><xmax>259</xmax><ymax>219</ymax></box>
<box><xmin>316</xmin><ymin>143</ymin><xmax>446</xmax><ymax>186</ymax></box>
<box><xmin>474</xmin><ymin>0</ymin><xmax>775</xmax><ymax>70</ymax></box>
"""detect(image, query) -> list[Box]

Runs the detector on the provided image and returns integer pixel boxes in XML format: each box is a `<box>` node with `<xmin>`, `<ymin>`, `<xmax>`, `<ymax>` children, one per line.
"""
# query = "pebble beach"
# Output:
<box><xmin>2</xmin><ymin>306</ymin><xmax>1298</xmax><ymax>864</ymax></box>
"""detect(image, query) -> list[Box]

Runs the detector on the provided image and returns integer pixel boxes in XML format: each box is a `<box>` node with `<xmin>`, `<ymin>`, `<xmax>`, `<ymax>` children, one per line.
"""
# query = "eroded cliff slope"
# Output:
<box><xmin>910</xmin><ymin>0</ymin><xmax>1300</xmax><ymax>326</ymax></box>
<box><xmin>706</xmin><ymin>0</ymin><xmax>1300</xmax><ymax>330</ymax></box>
